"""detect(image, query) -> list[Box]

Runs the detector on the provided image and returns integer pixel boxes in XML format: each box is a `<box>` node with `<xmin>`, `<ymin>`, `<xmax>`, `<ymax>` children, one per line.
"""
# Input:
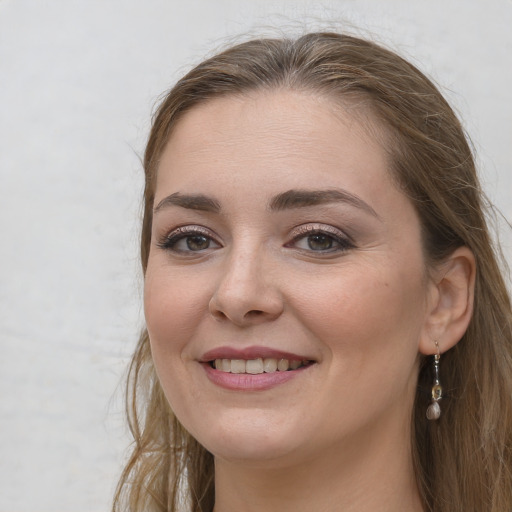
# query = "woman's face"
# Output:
<box><xmin>145</xmin><ymin>90</ymin><xmax>434</xmax><ymax>466</ymax></box>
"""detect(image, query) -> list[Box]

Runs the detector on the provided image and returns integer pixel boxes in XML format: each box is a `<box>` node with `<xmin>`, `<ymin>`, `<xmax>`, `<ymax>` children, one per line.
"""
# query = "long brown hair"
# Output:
<box><xmin>113</xmin><ymin>32</ymin><xmax>512</xmax><ymax>512</ymax></box>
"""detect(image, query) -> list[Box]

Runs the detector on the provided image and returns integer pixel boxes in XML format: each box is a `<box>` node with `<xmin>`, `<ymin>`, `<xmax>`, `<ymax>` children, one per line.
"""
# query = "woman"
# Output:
<box><xmin>113</xmin><ymin>32</ymin><xmax>512</xmax><ymax>512</ymax></box>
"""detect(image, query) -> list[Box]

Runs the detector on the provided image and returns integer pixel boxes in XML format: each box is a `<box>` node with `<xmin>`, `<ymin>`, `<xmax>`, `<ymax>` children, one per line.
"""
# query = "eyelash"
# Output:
<box><xmin>157</xmin><ymin>224</ymin><xmax>355</xmax><ymax>255</ymax></box>
<box><xmin>157</xmin><ymin>226</ymin><xmax>221</xmax><ymax>253</ymax></box>
<box><xmin>287</xmin><ymin>224</ymin><xmax>355</xmax><ymax>254</ymax></box>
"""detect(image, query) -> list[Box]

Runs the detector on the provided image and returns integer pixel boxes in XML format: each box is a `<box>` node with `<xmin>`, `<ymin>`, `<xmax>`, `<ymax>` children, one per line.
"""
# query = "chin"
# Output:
<box><xmin>187</xmin><ymin>411</ymin><xmax>306</xmax><ymax>464</ymax></box>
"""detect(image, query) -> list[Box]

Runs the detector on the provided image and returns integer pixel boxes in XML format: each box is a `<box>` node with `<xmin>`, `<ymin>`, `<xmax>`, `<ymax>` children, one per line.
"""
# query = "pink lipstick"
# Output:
<box><xmin>199</xmin><ymin>345</ymin><xmax>315</xmax><ymax>391</ymax></box>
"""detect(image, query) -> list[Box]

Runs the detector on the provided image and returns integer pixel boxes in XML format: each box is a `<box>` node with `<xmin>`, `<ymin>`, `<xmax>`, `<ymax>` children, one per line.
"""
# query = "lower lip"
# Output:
<box><xmin>202</xmin><ymin>363</ymin><xmax>311</xmax><ymax>391</ymax></box>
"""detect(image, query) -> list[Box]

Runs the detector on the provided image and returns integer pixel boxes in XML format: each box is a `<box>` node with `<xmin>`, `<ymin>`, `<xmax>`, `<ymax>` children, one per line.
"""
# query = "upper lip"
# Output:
<box><xmin>199</xmin><ymin>345</ymin><xmax>315</xmax><ymax>362</ymax></box>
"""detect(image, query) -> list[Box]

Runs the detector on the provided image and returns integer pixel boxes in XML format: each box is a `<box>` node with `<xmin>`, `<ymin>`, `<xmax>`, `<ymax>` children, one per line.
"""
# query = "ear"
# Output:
<box><xmin>419</xmin><ymin>246</ymin><xmax>476</xmax><ymax>356</ymax></box>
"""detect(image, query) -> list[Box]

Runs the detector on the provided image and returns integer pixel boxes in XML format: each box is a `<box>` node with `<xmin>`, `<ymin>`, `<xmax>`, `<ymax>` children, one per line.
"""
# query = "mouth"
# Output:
<box><xmin>199</xmin><ymin>346</ymin><xmax>317</xmax><ymax>391</ymax></box>
<box><xmin>208</xmin><ymin>357</ymin><xmax>314</xmax><ymax>374</ymax></box>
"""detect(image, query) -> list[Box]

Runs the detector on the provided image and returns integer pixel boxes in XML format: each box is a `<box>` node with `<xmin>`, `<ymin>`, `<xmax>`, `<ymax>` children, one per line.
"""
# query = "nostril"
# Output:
<box><xmin>211</xmin><ymin>310</ymin><xmax>227</xmax><ymax>320</ymax></box>
<box><xmin>246</xmin><ymin>310</ymin><xmax>264</xmax><ymax>317</ymax></box>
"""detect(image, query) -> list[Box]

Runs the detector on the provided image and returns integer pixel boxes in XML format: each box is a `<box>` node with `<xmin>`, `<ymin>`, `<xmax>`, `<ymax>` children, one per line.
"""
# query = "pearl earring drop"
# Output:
<box><xmin>426</xmin><ymin>341</ymin><xmax>442</xmax><ymax>421</ymax></box>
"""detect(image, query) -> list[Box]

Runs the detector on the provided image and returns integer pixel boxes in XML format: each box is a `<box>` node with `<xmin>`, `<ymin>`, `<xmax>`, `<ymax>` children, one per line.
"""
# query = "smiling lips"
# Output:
<box><xmin>212</xmin><ymin>357</ymin><xmax>310</xmax><ymax>374</ymax></box>
<box><xmin>201</xmin><ymin>346</ymin><xmax>315</xmax><ymax>390</ymax></box>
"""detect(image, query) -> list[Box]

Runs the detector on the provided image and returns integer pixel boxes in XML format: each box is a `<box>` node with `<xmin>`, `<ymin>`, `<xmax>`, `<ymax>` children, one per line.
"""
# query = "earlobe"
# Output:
<box><xmin>419</xmin><ymin>246</ymin><xmax>476</xmax><ymax>355</ymax></box>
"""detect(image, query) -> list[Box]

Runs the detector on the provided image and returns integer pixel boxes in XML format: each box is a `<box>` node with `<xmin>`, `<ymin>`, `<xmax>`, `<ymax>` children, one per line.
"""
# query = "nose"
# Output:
<box><xmin>208</xmin><ymin>247</ymin><xmax>284</xmax><ymax>326</ymax></box>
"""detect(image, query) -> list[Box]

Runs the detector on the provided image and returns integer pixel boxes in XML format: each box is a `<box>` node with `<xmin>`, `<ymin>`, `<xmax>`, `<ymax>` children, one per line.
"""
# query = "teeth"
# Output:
<box><xmin>246</xmin><ymin>358</ymin><xmax>264</xmax><ymax>374</ymax></box>
<box><xmin>277</xmin><ymin>358</ymin><xmax>289</xmax><ymax>371</ymax></box>
<box><xmin>213</xmin><ymin>358</ymin><xmax>308</xmax><ymax>374</ymax></box>
<box><xmin>230</xmin><ymin>359</ymin><xmax>246</xmax><ymax>374</ymax></box>
<box><xmin>289</xmin><ymin>360</ymin><xmax>301</xmax><ymax>370</ymax></box>
<box><xmin>263</xmin><ymin>358</ymin><xmax>278</xmax><ymax>373</ymax></box>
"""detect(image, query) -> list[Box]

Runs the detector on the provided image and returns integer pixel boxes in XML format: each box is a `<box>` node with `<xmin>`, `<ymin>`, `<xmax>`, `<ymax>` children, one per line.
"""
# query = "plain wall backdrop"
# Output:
<box><xmin>1</xmin><ymin>1</ymin><xmax>511</xmax><ymax>510</ymax></box>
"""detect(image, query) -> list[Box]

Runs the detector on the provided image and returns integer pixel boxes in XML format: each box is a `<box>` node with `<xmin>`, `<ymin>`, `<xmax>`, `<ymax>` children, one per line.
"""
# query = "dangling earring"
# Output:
<box><xmin>426</xmin><ymin>340</ymin><xmax>442</xmax><ymax>421</ymax></box>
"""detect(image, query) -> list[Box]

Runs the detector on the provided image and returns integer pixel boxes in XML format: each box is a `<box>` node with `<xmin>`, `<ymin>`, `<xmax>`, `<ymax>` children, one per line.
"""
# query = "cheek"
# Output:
<box><xmin>143</xmin><ymin>264</ymin><xmax>212</xmax><ymax>418</ymax></box>
<box><xmin>144</xmin><ymin>263</ymin><xmax>207</xmax><ymax>359</ymax></box>
<box><xmin>291</xmin><ymin>261</ymin><xmax>426</xmax><ymax>375</ymax></box>
<box><xmin>295</xmin><ymin>266</ymin><xmax>426</xmax><ymax>431</ymax></box>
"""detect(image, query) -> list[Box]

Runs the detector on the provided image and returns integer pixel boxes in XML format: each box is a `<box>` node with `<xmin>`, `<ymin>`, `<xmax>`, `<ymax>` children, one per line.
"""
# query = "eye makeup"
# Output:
<box><xmin>156</xmin><ymin>225</ymin><xmax>221</xmax><ymax>253</ymax></box>
<box><xmin>286</xmin><ymin>223</ymin><xmax>356</xmax><ymax>254</ymax></box>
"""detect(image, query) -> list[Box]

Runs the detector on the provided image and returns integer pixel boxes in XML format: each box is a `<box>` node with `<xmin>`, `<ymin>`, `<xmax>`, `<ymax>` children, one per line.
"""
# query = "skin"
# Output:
<box><xmin>144</xmin><ymin>90</ymin><xmax>475</xmax><ymax>512</ymax></box>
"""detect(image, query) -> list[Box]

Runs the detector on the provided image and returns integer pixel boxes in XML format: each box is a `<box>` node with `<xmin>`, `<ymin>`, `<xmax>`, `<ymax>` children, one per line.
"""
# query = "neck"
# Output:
<box><xmin>213</xmin><ymin>413</ymin><xmax>423</xmax><ymax>512</ymax></box>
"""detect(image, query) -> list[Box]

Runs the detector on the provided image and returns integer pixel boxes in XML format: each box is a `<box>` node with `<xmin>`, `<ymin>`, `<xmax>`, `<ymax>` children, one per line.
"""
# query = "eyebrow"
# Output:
<box><xmin>269</xmin><ymin>189</ymin><xmax>380</xmax><ymax>218</ymax></box>
<box><xmin>153</xmin><ymin>192</ymin><xmax>221</xmax><ymax>214</ymax></box>
<box><xmin>153</xmin><ymin>188</ymin><xmax>379</xmax><ymax>219</ymax></box>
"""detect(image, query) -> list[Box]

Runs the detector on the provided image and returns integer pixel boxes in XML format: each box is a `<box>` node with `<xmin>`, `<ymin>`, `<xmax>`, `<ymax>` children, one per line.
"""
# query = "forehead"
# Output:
<box><xmin>168</xmin><ymin>90</ymin><xmax>381</xmax><ymax>149</ymax></box>
<box><xmin>156</xmin><ymin>90</ymin><xmax>391</xmax><ymax>196</ymax></box>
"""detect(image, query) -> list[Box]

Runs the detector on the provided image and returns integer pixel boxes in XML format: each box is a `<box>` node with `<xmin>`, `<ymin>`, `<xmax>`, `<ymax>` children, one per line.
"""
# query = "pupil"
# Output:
<box><xmin>308</xmin><ymin>234</ymin><xmax>333</xmax><ymax>251</ymax></box>
<box><xmin>187</xmin><ymin>235</ymin><xmax>209</xmax><ymax>251</ymax></box>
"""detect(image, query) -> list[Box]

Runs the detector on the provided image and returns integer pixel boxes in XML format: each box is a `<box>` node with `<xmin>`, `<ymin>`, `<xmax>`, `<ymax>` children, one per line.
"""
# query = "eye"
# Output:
<box><xmin>301</xmin><ymin>233</ymin><xmax>336</xmax><ymax>251</ymax></box>
<box><xmin>176</xmin><ymin>234</ymin><xmax>213</xmax><ymax>251</ymax></box>
<box><xmin>288</xmin><ymin>224</ymin><xmax>355</xmax><ymax>254</ymax></box>
<box><xmin>157</xmin><ymin>226</ymin><xmax>221</xmax><ymax>254</ymax></box>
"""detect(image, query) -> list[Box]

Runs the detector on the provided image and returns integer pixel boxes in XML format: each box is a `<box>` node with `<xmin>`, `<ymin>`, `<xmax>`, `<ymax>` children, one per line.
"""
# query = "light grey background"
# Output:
<box><xmin>1</xmin><ymin>1</ymin><xmax>511</xmax><ymax>511</ymax></box>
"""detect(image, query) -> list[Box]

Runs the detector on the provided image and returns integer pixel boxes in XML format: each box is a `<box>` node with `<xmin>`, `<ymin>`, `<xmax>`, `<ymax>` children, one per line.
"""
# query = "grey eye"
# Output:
<box><xmin>158</xmin><ymin>229</ymin><xmax>221</xmax><ymax>253</ymax></box>
<box><xmin>307</xmin><ymin>234</ymin><xmax>334</xmax><ymax>251</ymax></box>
